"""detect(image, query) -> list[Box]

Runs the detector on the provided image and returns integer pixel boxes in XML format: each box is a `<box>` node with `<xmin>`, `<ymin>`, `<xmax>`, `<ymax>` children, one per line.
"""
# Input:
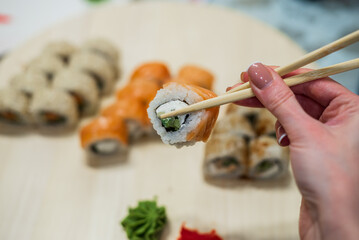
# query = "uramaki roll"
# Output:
<box><xmin>29</xmin><ymin>88</ymin><xmax>78</xmax><ymax>127</ymax></box>
<box><xmin>226</xmin><ymin>104</ymin><xmax>261</xmax><ymax>126</ymax></box>
<box><xmin>212</xmin><ymin>113</ymin><xmax>256</xmax><ymax>141</ymax></box>
<box><xmin>0</xmin><ymin>88</ymin><xmax>29</xmax><ymax>125</ymax></box>
<box><xmin>147</xmin><ymin>82</ymin><xmax>219</xmax><ymax>147</ymax></box>
<box><xmin>130</xmin><ymin>62</ymin><xmax>171</xmax><ymax>87</ymax></box>
<box><xmin>82</xmin><ymin>38</ymin><xmax>119</xmax><ymax>64</ymax></box>
<box><xmin>255</xmin><ymin>109</ymin><xmax>277</xmax><ymax>137</ymax></box>
<box><xmin>204</xmin><ymin>134</ymin><xmax>248</xmax><ymax>179</ymax></box>
<box><xmin>43</xmin><ymin>41</ymin><xmax>77</xmax><ymax>65</ymax></box>
<box><xmin>70</xmin><ymin>51</ymin><xmax>115</xmax><ymax>95</ymax></box>
<box><xmin>27</xmin><ymin>53</ymin><xmax>65</xmax><ymax>81</ymax></box>
<box><xmin>82</xmin><ymin>39</ymin><xmax>120</xmax><ymax>79</ymax></box>
<box><xmin>10</xmin><ymin>69</ymin><xmax>49</xmax><ymax>98</ymax></box>
<box><xmin>102</xmin><ymin>98</ymin><xmax>151</xmax><ymax>141</ymax></box>
<box><xmin>116</xmin><ymin>78</ymin><xmax>160</xmax><ymax>107</ymax></box>
<box><xmin>52</xmin><ymin>69</ymin><xmax>99</xmax><ymax>116</ymax></box>
<box><xmin>177</xmin><ymin>65</ymin><xmax>214</xmax><ymax>90</ymax></box>
<box><xmin>248</xmin><ymin>136</ymin><xmax>289</xmax><ymax>180</ymax></box>
<box><xmin>80</xmin><ymin>116</ymin><xmax>128</xmax><ymax>156</ymax></box>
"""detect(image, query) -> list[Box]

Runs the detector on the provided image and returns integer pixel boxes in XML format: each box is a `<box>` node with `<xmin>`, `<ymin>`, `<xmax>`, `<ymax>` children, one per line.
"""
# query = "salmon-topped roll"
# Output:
<box><xmin>177</xmin><ymin>65</ymin><xmax>214</xmax><ymax>90</ymax></box>
<box><xmin>130</xmin><ymin>62</ymin><xmax>171</xmax><ymax>86</ymax></box>
<box><xmin>102</xmin><ymin>98</ymin><xmax>151</xmax><ymax>140</ymax></box>
<box><xmin>255</xmin><ymin>109</ymin><xmax>277</xmax><ymax>137</ymax></box>
<box><xmin>116</xmin><ymin>78</ymin><xmax>160</xmax><ymax>107</ymax></box>
<box><xmin>147</xmin><ymin>82</ymin><xmax>219</xmax><ymax>147</ymax></box>
<box><xmin>80</xmin><ymin>116</ymin><xmax>128</xmax><ymax>156</ymax></box>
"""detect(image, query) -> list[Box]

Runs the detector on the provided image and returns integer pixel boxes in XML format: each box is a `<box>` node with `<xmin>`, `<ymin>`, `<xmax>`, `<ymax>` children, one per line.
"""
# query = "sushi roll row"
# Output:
<box><xmin>203</xmin><ymin>104</ymin><xmax>289</xmax><ymax>181</ymax></box>
<box><xmin>0</xmin><ymin>38</ymin><xmax>120</xmax><ymax>130</ymax></box>
<box><xmin>80</xmin><ymin>62</ymin><xmax>170</xmax><ymax>157</ymax></box>
<box><xmin>147</xmin><ymin>65</ymin><xmax>218</xmax><ymax>148</ymax></box>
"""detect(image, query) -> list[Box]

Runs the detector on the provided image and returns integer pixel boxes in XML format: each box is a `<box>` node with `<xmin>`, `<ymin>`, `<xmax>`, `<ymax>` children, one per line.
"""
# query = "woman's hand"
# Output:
<box><xmin>230</xmin><ymin>63</ymin><xmax>359</xmax><ymax>240</ymax></box>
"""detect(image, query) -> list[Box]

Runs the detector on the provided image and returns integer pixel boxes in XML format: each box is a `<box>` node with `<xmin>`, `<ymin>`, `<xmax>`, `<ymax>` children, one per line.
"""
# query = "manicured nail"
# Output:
<box><xmin>277</xmin><ymin>125</ymin><xmax>289</xmax><ymax>146</ymax></box>
<box><xmin>248</xmin><ymin>62</ymin><xmax>273</xmax><ymax>89</ymax></box>
<box><xmin>240</xmin><ymin>72</ymin><xmax>248</xmax><ymax>82</ymax></box>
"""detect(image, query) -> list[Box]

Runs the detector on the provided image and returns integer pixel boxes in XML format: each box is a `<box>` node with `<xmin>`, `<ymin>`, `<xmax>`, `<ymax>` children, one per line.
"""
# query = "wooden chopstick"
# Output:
<box><xmin>159</xmin><ymin>58</ymin><xmax>359</xmax><ymax>119</ymax></box>
<box><xmin>226</xmin><ymin>30</ymin><xmax>359</xmax><ymax>94</ymax></box>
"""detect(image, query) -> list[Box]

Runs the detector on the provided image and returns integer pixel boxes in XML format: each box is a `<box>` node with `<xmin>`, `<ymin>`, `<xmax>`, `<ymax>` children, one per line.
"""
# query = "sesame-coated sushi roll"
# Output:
<box><xmin>248</xmin><ymin>136</ymin><xmax>289</xmax><ymax>180</ymax></box>
<box><xmin>213</xmin><ymin>114</ymin><xmax>255</xmax><ymax>141</ymax></box>
<box><xmin>226</xmin><ymin>104</ymin><xmax>261</xmax><ymax>126</ymax></box>
<box><xmin>10</xmin><ymin>69</ymin><xmax>49</xmax><ymax>98</ymax></box>
<box><xmin>27</xmin><ymin>54</ymin><xmax>65</xmax><ymax>81</ymax></box>
<box><xmin>116</xmin><ymin>78</ymin><xmax>160</xmax><ymax>107</ymax></box>
<box><xmin>82</xmin><ymin>39</ymin><xmax>120</xmax><ymax>79</ymax></box>
<box><xmin>80</xmin><ymin>116</ymin><xmax>128</xmax><ymax>156</ymax></box>
<box><xmin>204</xmin><ymin>134</ymin><xmax>248</xmax><ymax>179</ymax></box>
<box><xmin>82</xmin><ymin>38</ymin><xmax>119</xmax><ymax>64</ymax></box>
<box><xmin>255</xmin><ymin>109</ymin><xmax>277</xmax><ymax>137</ymax></box>
<box><xmin>130</xmin><ymin>62</ymin><xmax>171</xmax><ymax>87</ymax></box>
<box><xmin>70</xmin><ymin>51</ymin><xmax>115</xmax><ymax>95</ymax></box>
<box><xmin>147</xmin><ymin>82</ymin><xmax>219</xmax><ymax>147</ymax></box>
<box><xmin>0</xmin><ymin>88</ymin><xmax>29</xmax><ymax>125</ymax></box>
<box><xmin>52</xmin><ymin>69</ymin><xmax>99</xmax><ymax>116</ymax></box>
<box><xmin>102</xmin><ymin>99</ymin><xmax>151</xmax><ymax>140</ymax></box>
<box><xmin>178</xmin><ymin>65</ymin><xmax>214</xmax><ymax>90</ymax></box>
<box><xmin>29</xmin><ymin>88</ymin><xmax>78</xmax><ymax>127</ymax></box>
<box><xmin>43</xmin><ymin>41</ymin><xmax>77</xmax><ymax>64</ymax></box>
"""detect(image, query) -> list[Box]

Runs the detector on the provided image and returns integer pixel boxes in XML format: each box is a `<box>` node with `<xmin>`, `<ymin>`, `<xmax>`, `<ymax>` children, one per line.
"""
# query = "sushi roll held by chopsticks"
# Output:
<box><xmin>204</xmin><ymin>134</ymin><xmax>248</xmax><ymax>179</ymax></box>
<box><xmin>80</xmin><ymin>116</ymin><xmax>128</xmax><ymax>156</ymax></box>
<box><xmin>147</xmin><ymin>82</ymin><xmax>219</xmax><ymax>147</ymax></box>
<box><xmin>248</xmin><ymin>136</ymin><xmax>289</xmax><ymax>180</ymax></box>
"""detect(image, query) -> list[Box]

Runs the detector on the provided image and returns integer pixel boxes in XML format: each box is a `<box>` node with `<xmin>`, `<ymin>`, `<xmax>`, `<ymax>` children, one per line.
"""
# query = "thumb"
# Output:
<box><xmin>248</xmin><ymin>63</ymin><xmax>313</xmax><ymax>138</ymax></box>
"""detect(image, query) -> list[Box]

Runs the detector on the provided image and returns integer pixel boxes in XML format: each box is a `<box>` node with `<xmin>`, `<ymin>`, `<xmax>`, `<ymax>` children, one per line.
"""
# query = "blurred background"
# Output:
<box><xmin>1</xmin><ymin>0</ymin><xmax>359</xmax><ymax>92</ymax></box>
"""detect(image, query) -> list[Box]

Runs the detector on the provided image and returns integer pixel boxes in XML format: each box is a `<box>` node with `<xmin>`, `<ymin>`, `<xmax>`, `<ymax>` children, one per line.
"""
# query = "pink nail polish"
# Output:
<box><xmin>248</xmin><ymin>63</ymin><xmax>273</xmax><ymax>89</ymax></box>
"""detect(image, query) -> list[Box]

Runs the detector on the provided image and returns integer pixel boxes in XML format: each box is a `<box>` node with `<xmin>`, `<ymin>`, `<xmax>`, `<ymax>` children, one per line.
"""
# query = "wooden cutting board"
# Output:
<box><xmin>0</xmin><ymin>2</ymin><xmax>309</xmax><ymax>240</ymax></box>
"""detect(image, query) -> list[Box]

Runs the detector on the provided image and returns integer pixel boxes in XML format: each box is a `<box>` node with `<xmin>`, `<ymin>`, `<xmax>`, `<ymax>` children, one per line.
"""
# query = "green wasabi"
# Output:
<box><xmin>121</xmin><ymin>199</ymin><xmax>167</xmax><ymax>240</ymax></box>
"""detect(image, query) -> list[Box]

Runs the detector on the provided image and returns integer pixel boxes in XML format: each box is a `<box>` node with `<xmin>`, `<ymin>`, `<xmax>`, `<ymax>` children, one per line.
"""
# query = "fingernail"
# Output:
<box><xmin>240</xmin><ymin>72</ymin><xmax>247</xmax><ymax>82</ymax></box>
<box><xmin>248</xmin><ymin>63</ymin><xmax>273</xmax><ymax>89</ymax></box>
<box><xmin>277</xmin><ymin>125</ymin><xmax>289</xmax><ymax>146</ymax></box>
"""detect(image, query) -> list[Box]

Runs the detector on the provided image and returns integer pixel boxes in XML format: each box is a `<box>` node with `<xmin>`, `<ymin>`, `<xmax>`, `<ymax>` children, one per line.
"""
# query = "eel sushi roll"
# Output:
<box><xmin>27</xmin><ymin>53</ymin><xmax>65</xmax><ymax>81</ymax></box>
<box><xmin>102</xmin><ymin>98</ymin><xmax>151</xmax><ymax>140</ymax></box>
<box><xmin>226</xmin><ymin>104</ymin><xmax>261</xmax><ymax>126</ymax></box>
<box><xmin>82</xmin><ymin>39</ymin><xmax>119</xmax><ymax>79</ymax></box>
<box><xmin>43</xmin><ymin>41</ymin><xmax>77</xmax><ymax>64</ymax></box>
<box><xmin>70</xmin><ymin>51</ymin><xmax>115</xmax><ymax>95</ymax></box>
<box><xmin>248</xmin><ymin>136</ymin><xmax>289</xmax><ymax>180</ymax></box>
<box><xmin>147</xmin><ymin>82</ymin><xmax>219</xmax><ymax>147</ymax></box>
<box><xmin>0</xmin><ymin>88</ymin><xmax>29</xmax><ymax>125</ymax></box>
<box><xmin>116</xmin><ymin>78</ymin><xmax>160</xmax><ymax>107</ymax></box>
<box><xmin>213</xmin><ymin>114</ymin><xmax>255</xmax><ymax>141</ymax></box>
<box><xmin>29</xmin><ymin>88</ymin><xmax>78</xmax><ymax>127</ymax></box>
<box><xmin>10</xmin><ymin>69</ymin><xmax>49</xmax><ymax>98</ymax></box>
<box><xmin>255</xmin><ymin>109</ymin><xmax>277</xmax><ymax>137</ymax></box>
<box><xmin>80</xmin><ymin>116</ymin><xmax>128</xmax><ymax>156</ymax></box>
<box><xmin>204</xmin><ymin>134</ymin><xmax>248</xmax><ymax>179</ymax></box>
<box><xmin>177</xmin><ymin>65</ymin><xmax>214</xmax><ymax>90</ymax></box>
<box><xmin>52</xmin><ymin>69</ymin><xmax>99</xmax><ymax>116</ymax></box>
<box><xmin>130</xmin><ymin>62</ymin><xmax>171</xmax><ymax>86</ymax></box>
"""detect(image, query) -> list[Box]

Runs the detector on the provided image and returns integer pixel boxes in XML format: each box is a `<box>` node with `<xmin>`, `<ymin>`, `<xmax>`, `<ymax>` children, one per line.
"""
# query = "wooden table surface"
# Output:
<box><xmin>0</xmin><ymin>2</ymin><xmax>309</xmax><ymax>240</ymax></box>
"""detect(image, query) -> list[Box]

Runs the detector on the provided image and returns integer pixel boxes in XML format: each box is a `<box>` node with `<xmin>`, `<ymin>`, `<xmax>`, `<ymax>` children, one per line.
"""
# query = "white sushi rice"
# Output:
<box><xmin>89</xmin><ymin>139</ymin><xmax>122</xmax><ymax>155</ymax></box>
<box><xmin>27</xmin><ymin>53</ymin><xmax>65</xmax><ymax>81</ymax></box>
<box><xmin>52</xmin><ymin>69</ymin><xmax>99</xmax><ymax>116</ymax></box>
<box><xmin>70</xmin><ymin>51</ymin><xmax>115</xmax><ymax>95</ymax></box>
<box><xmin>10</xmin><ymin>68</ymin><xmax>49</xmax><ymax>97</ymax></box>
<box><xmin>0</xmin><ymin>88</ymin><xmax>30</xmax><ymax>125</ymax></box>
<box><xmin>29</xmin><ymin>88</ymin><xmax>78</xmax><ymax>127</ymax></box>
<box><xmin>43</xmin><ymin>41</ymin><xmax>77</xmax><ymax>64</ymax></box>
<box><xmin>147</xmin><ymin>82</ymin><xmax>206</xmax><ymax>147</ymax></box>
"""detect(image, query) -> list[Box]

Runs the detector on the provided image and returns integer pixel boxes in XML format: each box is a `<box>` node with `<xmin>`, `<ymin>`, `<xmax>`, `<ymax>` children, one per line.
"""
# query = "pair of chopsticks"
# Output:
<box><xmin>160</xmin><ymin>30</ymin><xmax>359</xmax><ymax>119</ymax></box>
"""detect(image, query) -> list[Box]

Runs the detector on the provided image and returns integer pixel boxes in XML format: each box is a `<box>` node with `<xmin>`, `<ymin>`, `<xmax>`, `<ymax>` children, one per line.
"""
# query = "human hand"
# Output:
<box><xmin>229</xmin><ymin>63</ymin><xmax>359</xmax><ymax>240</ymax></box>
